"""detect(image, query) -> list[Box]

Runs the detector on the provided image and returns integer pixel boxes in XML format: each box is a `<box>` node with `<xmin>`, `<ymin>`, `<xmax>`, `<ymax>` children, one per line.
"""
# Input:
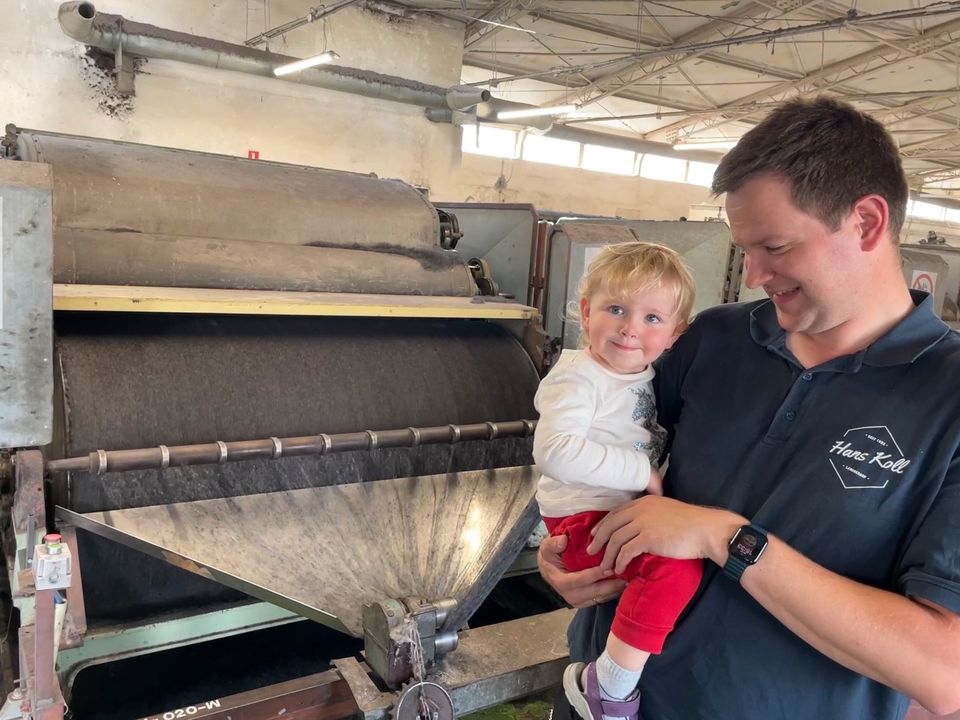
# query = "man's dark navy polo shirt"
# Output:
<box><xmin>565</xmin><ymin>291</ymin><xmax>960</xmax><ymax>720</ymax></box>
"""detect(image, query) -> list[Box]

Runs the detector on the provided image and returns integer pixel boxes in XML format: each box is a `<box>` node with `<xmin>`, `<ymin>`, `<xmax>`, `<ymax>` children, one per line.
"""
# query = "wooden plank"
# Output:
<box><xmin>53</xmin><ymin>284</ymin><xmax>538</xmax><ymax>320</ymax></box>
<box><xmin>0</xmin><ymin>160</ymin><xmax>52</xmax><ymax>190</ymax></box>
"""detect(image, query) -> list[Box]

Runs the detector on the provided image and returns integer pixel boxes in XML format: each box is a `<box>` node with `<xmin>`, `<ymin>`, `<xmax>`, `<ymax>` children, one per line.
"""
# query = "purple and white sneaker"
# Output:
<box><xmin>562</xmin><ymin>661</ymin><xmax>641</xmax><ymax>720</ymax></box>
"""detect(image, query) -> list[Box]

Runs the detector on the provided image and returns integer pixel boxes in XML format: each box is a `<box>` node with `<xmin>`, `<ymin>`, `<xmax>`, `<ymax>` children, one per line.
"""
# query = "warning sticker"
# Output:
<box><xmin>911</xmin><ymin>270</ymin><xmax>937</xmax><ymax>294</ymax></box>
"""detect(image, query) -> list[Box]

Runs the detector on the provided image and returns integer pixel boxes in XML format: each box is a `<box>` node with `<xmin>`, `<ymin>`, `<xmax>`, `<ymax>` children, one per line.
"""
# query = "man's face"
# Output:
<box><xmin>726</xmin><ymin>175</ymin><xmax>865</xmax><ymax>337</ymax></box>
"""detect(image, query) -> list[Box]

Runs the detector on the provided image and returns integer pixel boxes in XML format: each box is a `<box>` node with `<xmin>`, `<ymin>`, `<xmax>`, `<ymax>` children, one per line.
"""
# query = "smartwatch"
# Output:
<box><xmin>723</xmin><ymin>523</ymin><xmax>768</xmax><ymax>583</ymax></box>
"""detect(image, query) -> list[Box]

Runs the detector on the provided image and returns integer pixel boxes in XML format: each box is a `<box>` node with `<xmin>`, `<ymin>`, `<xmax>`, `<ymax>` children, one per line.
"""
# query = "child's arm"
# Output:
<box><xmin>645</xmin><ymin>467</ymin><xmax>663</xmax><ymax>495</ymax></box>
<box><xmin>533</xmin><ymin>374</ymin><xmax>652</xmax><ymax>492</ymax></box>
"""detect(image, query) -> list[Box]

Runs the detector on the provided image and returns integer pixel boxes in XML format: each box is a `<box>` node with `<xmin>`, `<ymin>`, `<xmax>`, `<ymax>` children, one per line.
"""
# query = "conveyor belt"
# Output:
<box><xmin>52</xmin><ymin>313</ymin><xmax>539</xmax><ymax>625</ymax></box>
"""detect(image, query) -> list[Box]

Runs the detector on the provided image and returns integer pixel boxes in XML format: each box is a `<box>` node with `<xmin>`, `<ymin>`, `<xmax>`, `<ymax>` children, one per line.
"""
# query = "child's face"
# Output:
<box><xmin>580</xmin><ymin>284</ymin><xmax>685</xmax><ymax>375</ymax></box>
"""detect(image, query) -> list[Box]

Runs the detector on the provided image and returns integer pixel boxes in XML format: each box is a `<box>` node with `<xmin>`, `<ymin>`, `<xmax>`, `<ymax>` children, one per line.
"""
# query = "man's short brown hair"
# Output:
<box><xmin>711</xmin><ymin>96</ymin><xmax>908</xmax><ymax>242</ymax></box>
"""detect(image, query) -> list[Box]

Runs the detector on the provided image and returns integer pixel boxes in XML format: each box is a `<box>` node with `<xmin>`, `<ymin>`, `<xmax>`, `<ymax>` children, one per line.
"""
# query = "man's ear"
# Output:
<box><xmin>851</xmin><ymin>194</ymin><xmax>890</xmax><ymax>251</ymax></box>
<box><xmin>579</xmin><ymin>296</ymin><xmax>591</xmax><ymax>333</ymax></box>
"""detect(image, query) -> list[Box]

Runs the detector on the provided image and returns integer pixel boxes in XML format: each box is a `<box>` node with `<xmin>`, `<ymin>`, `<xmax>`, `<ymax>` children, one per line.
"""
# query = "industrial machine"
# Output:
<box><xmin>0</xmin><ymin>125</ymin><xmax>581</xmax><ymax>720</ymax></box>
<box><xmin>436</xmin><ymin>204</ymin><xmax>744</xmax><ymax>354</ymax></box>
<box><xmin>0</xmin><ymin>124</ymin><xmax>749</xmax><ymax>720</ymax></box>
<box><xmin>539</xmin><ymin>216</ymin><xmax>741</xmax><ymax>350</ymax></box>
<box><xmin>900</xmin><ymin>242</ymin><xmax>957</xmax><ymax>322</ymax></box>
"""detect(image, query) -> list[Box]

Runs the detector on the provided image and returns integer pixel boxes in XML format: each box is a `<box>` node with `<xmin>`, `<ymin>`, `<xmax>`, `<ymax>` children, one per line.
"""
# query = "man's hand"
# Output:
<box><xmin>587</xmin><ymin>496</ymin><xmax>744</xmax><ymax>574</ymax></box>
<box><xmin>537</xmin><ymin>534</ymin><xmax>627</xmax><ymax>608</ymax></box>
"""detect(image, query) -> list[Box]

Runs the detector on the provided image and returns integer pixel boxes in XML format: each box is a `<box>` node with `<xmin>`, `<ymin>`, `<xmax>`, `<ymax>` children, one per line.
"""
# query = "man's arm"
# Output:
<box><xmin>588</xmin><ymin>497</ymin><xmax>960</xmax><ymax>716</ymax></box>
<box><xmin>741</xmin><ymin>533</ymin><xmax>960</xmax><ymax>716</ymax></box>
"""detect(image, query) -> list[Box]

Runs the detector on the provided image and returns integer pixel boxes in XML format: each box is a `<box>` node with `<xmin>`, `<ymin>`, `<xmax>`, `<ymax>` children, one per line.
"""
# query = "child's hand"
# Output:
<box><xmin>646</xmin><ymin>468</ymin><xmax>664</xmax><ymax>496</ymax></box>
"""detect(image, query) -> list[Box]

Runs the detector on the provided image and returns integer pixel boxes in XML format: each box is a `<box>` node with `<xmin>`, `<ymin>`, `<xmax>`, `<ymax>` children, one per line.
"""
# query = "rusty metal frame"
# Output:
<box><xmin>57</xmin><ymin>526</ymin><xmax>86</xmax><ymax>650</ymax></box>
<box><xmin>12</xmin><ymin>451</ymin><xmax>44</xmax><ymax>536</ymax></box>
<box><xmin>134</xmin><ymin>670</ymin><xmax>359</xmax><ymax>720</ymax></box>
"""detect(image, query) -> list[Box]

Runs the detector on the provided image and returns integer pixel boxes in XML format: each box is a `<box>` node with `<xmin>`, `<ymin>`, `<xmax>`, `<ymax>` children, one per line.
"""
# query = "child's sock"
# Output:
<box><xmin>590</xmin><ymin>650</ymin><xmax>642</xmax><ymax>720</ymax></box>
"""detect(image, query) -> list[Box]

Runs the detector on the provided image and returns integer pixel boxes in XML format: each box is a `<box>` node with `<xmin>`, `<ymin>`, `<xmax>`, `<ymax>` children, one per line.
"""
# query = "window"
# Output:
<box><xmin>522</xmin><ymin>134</ymin><xmax>580</xmax><ymax>167</ymax></box>
<box><xmin>581</xmin><ymin>144</ymin><xmax>636</xmax><ymax>176</ymax></box>
<box><xmin>686</xmin><ymin>161</ymin><xmax>717</xmax><ymax>188</ymax></box>
<box><xmin>461</xmin><ymin>124</ymin><xmax>519</xmax><ymax>159</ymax></box>
<box><xmin>909</xmin><ymin>200</ymin><xmax>945</xmax><ymax>222</ymax></box>
<box><xmin>945</xmin><ymin>208</ymin><xmax>960</xmax><ymax>225</ymax></box>
<box><xmin>462</xmin><ymin>125</ymin><xmax>726</xmax><ymax>185</ymax></box>
<box><xmin>639</xmin><ymin>154</ymin><xmax>687</xmax><ymax>183</ymax></box>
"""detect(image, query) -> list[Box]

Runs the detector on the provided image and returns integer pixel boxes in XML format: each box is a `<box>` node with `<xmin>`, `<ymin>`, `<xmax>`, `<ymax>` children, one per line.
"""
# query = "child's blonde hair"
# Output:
<box><xmin>576</xmin><ymin>242</ymin><xmax>697</xmax><ymax>344</ymax></box>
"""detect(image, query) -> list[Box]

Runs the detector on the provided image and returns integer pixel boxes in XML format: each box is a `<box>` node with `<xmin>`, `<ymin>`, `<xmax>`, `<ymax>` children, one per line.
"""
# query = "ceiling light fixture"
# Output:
<box><xmin>496</xmin><ymin>104</ymin><xmax>577</xmax><ymax>120</ymax></box>
<box><xmin>273</xmin><ymin>51</ymin><xmax>340</xmax><ymax>76</ymax></box>
<box><xmin>672</xmin><ymin>140</ymin><xmax>738</xmax><ymax>151</ymax></box>
<box><xmin>474</xmin><ymin>17</ymin><xmax>537</xmax><ymax>34</ymax></box>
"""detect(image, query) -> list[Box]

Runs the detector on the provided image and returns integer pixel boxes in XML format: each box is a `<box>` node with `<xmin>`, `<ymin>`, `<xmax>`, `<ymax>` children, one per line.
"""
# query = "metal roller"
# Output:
<box><xmin>47</xmin><ymin>420</ymin><xmax>537</xmax><ymax>474</ymax></box>
<box><xmin>12</xmin><ymin>128</ymin><xmax>473</xmax><ymax>295</ymax></box>
<box><xmin>53</xmin><ymin>228</ymin><xmax>474</xmax><ymax>296</ymax></box>
<box><xmin>52</xmin><ymin>313</ymin><xmax>540</xmax><ymax>625</ymax></box>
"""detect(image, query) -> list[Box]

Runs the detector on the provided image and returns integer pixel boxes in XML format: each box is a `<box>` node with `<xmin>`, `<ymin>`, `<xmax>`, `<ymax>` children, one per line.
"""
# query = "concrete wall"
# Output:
<box><xmin>5</xmin><ymin>0</ymin><xmax>711</xmax><ymax>219</ymax></box>
<box><xmin>437</xmin><ymin>153</ymin><xmax>713</xmax><ymax>218</ymax></box>
<box><xmin>3</xmin><ymin>0</ymin><xmax>463</xmax><ymax>186</ymax></box>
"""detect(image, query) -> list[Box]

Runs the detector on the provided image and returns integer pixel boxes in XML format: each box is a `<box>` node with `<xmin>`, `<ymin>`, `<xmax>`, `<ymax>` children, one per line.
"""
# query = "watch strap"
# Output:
<box><xmin>723</xmin><ymin>554</ymin><xmax>750</xmax><ymax>583</ymax></box>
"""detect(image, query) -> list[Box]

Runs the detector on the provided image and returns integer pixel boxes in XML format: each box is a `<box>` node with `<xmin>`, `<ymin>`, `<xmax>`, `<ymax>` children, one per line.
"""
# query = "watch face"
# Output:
<box><xmin>731</xmin><ymin>528</ymin><xmax>766</xmax><ymax>563</ymax></box>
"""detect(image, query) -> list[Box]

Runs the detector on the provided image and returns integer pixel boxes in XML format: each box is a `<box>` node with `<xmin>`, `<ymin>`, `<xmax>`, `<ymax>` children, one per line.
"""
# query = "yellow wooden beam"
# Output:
<box><xmin>53</xmin><ymin>284</ymin><xmax>539</xmax><ymax>321</ymax></box>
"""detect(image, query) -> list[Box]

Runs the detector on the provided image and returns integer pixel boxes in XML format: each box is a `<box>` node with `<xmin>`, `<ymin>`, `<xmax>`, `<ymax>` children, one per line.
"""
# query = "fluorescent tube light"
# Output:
<box><xmin>496</xmin><ymin>104</ymin><xmax>577</xmax><ymax>120</ymax></box>
<box><xmin>273</xmin><ymin>51</ymin><xmax>340</xmax><ymax>76</ymax></box>
<box><xmin>475</xmin><ymin>17</ymin><xmax>537</xmax><ymax>34</ymax></box>
<box><xmin>672</xmin><ymin>140</ymin><xmax>738</xmax><ymax>151</ymax></box>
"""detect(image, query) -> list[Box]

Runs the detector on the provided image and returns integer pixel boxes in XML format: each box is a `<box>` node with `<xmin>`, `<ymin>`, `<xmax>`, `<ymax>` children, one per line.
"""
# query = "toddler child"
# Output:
<box><xmin>534</xmin><ymin>241</ymin><xmax>704</xmax><ymax>720</ymax></box>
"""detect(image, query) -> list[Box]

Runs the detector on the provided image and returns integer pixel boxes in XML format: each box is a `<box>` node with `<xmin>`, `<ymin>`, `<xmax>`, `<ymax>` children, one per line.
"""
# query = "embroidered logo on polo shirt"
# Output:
<box><xmin>828</xmin><ymin>426</ymin><xmax>911</xmax><ymax>489</ymax></box>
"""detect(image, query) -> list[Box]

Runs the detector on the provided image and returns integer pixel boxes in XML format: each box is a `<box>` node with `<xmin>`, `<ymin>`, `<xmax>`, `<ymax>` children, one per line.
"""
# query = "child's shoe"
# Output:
<box><xmin>562</xmin><ymin>661</ymin><xmax>641</xmax><ymax>720</ymax></box>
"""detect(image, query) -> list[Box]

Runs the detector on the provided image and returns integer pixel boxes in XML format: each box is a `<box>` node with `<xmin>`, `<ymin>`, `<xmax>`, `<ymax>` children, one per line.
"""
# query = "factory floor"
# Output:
<box><xmin>466</xmin><ymin>695</ymin><xmax>554</xmax><ymax>720</ymax></box>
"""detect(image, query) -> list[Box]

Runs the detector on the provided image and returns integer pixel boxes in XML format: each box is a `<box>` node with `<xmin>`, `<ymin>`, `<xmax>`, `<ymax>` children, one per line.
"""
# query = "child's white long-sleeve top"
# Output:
<box><xmin>534</xmin><ymin>349</ymin><xmax>668</xmax><ymax>518</ymax></box>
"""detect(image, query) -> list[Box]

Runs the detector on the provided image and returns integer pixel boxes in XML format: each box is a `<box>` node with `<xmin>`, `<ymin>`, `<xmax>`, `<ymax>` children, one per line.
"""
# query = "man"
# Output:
<box><xmin>539</xmin><ymin>96</ymin><xmax>960</xmax><ymax>720</ymax></box>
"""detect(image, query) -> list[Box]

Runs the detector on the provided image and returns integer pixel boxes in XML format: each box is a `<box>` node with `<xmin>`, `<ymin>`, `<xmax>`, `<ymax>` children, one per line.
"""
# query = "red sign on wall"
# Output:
<box><xmin>247</xmin><ymin>150</ymin><xmax>260</xmax><ymax>160</ymax></box>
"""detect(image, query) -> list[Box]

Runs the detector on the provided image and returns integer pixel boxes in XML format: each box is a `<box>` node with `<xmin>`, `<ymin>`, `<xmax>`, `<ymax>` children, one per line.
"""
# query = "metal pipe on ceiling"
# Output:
<box><xmin>57</xmin><ymin>1</ymin><xmax>490</xmax><ymax>111</ymax></box>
